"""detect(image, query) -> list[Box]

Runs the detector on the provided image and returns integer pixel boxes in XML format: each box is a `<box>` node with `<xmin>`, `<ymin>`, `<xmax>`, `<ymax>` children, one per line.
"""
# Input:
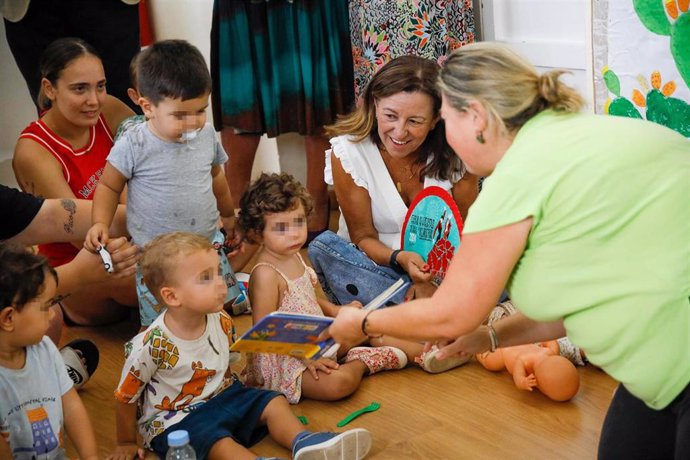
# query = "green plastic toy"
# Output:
<box><xmin>336</xmin><ymin>401</ymin><xmax>381</xmax><ymax>427</ymax></box>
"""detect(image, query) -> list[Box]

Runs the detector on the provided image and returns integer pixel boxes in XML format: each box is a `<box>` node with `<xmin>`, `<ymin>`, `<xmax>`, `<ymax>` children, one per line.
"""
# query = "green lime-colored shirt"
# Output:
<box><xmin>464</xmin><ymin>111</ymin><xmax>690</xmax><ymax>409</ymax></box>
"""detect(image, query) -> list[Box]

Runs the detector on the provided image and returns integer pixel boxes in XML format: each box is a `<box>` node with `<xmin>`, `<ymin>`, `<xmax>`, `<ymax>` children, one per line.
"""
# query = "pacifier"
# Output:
<box><xmin>180</xmin><ymin>128</ymin><xmax>201</xmax><ymax>142</ymax></box>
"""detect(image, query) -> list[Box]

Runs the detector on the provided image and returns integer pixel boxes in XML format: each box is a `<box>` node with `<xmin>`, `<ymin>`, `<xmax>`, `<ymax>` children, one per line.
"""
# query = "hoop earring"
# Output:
<box><xmin>476</xmin><ymin>132</ymin><xmax>485</xmax><ymax>144</ymax></box>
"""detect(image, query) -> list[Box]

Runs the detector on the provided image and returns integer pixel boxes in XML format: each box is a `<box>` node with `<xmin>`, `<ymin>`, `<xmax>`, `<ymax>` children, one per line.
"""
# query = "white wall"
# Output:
<box><xmin>1</xmin><ymin>1</ymin><xmax>595</xmax><ymax>176</ymax></box>
<box><xmin>480</xmin><ymin>0</ymin><xmax>594</xmax><ymax>110</ymax></box>
<box><xmin>0</xmin><ymin>19</ymin><xmax>38</xmax><ymax>164</ymax></box>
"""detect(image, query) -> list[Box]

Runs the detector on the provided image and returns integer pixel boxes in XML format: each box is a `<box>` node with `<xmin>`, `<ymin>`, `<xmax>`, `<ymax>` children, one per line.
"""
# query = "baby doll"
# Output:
<box><xmin>476</xmin><ymin>341</ymin><xmax>580</xmax><ymax>402</ymax></box>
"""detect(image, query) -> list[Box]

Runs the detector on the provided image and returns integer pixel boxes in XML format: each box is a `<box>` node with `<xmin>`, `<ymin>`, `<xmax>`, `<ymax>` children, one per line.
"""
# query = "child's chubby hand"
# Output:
<box><xmin>303</xmin><ymin>357</ymin><xmax>340</xmax><ymax>380</ymax></box>
<box><xmin>73</xmin><ymin>236</ymin><xmax>139</xmax><ymax>280</ymax></box>
<box><xmin>84</xmin><ymin>222</ymin><xmax>110</xmax><ymax>252</ymax></box>
<box><xmin>221</xmin><ymin>215</ymin><xmax>237</xmax><ymax>241</ymax></box>
<box><xmin>105</xmin><ymin>237</ymin><xmax>140</xmax><ymax>277</ymax></box>
<box><xmin>220</xmin><ymin>218</ymin><xmax>244</xmax><ymax>257</ymax></box>
<box><xmin>106</xmin><ymin>443</ymin><xmax>146</xmax><ymax>460</ymax></box>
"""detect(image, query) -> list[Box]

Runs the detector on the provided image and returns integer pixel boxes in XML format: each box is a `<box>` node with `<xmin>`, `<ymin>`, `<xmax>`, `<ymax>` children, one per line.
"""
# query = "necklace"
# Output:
<box><xmin>379</xmin><ymin>145</ymin><xmax>418</xmax><ymax>193</ymax></box>
<box><xmin>395</xmin><ymin>165</ymin><xmax>416</xmax><ymax>193</ymax></box>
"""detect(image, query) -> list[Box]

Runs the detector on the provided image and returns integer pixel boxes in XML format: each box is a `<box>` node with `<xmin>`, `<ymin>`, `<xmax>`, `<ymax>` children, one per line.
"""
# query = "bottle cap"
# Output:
<box><xmin>167</xmin><ymin>430</ymin><xmax>190</xmax><ymax>447</ymax></box>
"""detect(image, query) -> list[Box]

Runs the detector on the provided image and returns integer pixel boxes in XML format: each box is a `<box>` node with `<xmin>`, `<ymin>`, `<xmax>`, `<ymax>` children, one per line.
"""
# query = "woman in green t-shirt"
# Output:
<box><xmin>327</xmin><ymin>42</ymin><xmax>690</xmax><ymax>458</ymax></box>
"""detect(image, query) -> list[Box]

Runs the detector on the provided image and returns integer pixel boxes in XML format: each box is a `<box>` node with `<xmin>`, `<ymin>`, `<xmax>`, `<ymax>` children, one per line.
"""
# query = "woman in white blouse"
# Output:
<box><xmin>308</xmin><ymin>55</ymin><xmax>479</xmax><ymax>307</ymax></box>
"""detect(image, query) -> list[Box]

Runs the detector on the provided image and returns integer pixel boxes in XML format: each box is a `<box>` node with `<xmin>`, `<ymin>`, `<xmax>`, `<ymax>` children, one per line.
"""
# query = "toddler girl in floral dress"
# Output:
<box><xmin>238</xmin><ymin>173</ymin><xmax>410</xmax><ymax>403</ymax></box>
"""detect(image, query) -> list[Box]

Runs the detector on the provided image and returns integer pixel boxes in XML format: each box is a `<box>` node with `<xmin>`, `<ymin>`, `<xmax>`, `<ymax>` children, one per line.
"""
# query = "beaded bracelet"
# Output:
<box><xmin>487</xmin><ymin>324</ymin><xmax>499</xmax><ymax>352</ymax></box>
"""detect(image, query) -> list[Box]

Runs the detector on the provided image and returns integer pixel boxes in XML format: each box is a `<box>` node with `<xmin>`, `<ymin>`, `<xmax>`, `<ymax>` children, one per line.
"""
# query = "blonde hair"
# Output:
<box><xmin>139</xmin><ymin>232</ymin><xmax>214</xmax><ymax>304</ymax></box>
<box><xmin>438</xmin><ymin>42</ymin><xmax>584</xmax><ymax>134</ymax></box>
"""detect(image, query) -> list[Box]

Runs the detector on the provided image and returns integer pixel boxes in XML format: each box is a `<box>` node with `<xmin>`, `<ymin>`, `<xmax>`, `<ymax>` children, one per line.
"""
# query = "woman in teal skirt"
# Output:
<box><xmin>211</xmin><ymin>0</ymin><xmax>354</xmax><ymax>238</ymax></box>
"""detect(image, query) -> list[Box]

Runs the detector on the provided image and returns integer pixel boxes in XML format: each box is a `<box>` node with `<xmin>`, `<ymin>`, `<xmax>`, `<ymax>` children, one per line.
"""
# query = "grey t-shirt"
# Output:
<box><xmin>0</xmin><ymin>337</ymin><xmax>73</xmax><ymax>459</ymax></box>
<box><xmin>108</xmin><ymin>122</ymin><xmax>228</xmax><ymax>246</ymax></box>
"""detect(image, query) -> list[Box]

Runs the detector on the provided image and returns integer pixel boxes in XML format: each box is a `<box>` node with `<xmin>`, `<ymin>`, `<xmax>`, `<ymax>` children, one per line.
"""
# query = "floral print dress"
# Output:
<box><xmin>245</xmin><ymin>254</ymin><xmax>324</xmax><ymax>403</ymax></box>
<box><xmin>349</xmin><ymin>0</ymin><xmax>475</xmax><ymax>100</ymax></box>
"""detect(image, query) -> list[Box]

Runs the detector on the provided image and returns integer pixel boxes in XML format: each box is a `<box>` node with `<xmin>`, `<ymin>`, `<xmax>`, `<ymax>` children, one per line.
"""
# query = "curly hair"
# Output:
<box><xmin>0</xmin><ymin>242</ymin><xmax>57</xmax><ymax>312</ymax></box>
<box><xmin>139</xmin><ymin>232</ymin><xmax>215</xmax><ymax>304</ymax></box>
<box><xmin>237</xmin><ymin>173</ymin><xmax>313</xmax><ymax>243</ymax></box>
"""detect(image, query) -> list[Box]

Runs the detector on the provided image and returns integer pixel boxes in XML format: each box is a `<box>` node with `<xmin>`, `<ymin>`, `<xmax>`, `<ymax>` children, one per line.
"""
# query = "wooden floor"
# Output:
<box><xmin>62</xmin><ymin>312</ymin><xmax>616</xmax><ymax>459</ymax></box>
<box><xmin>61</xmin><ymin>205</ymin><xmax>617</xmax><ymax>459</ymax></box>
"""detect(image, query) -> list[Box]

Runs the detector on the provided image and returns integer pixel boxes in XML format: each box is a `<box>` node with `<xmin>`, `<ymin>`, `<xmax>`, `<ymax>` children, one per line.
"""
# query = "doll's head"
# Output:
<box><xmin>534</xmin><ymin>355</ymin><xmax>580</xmax><ymax>402</ymax></box>
<box><xmin>237</xmin><ymin>173</ymin><xmax>313</xmax><ymax>244</ymax></box>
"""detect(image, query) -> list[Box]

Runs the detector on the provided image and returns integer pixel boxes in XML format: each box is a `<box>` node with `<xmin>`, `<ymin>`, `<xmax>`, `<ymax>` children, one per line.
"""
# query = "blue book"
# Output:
<box><xmin>230</xmin><ymin>278</ymin><xmax>409</xmax><ymax>359</ymax></box>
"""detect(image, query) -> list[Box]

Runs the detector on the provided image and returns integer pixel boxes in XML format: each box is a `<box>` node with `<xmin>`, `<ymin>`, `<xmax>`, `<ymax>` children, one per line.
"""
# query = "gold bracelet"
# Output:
<box><xmin>487</xmin><ymin>324</ymin><xmax>499</xmax><ymax>352</ymax></box>
<box><xmin>361</xmin><ymin>310</ymin><xmax>383</xmax><ymax>338</ymax></box>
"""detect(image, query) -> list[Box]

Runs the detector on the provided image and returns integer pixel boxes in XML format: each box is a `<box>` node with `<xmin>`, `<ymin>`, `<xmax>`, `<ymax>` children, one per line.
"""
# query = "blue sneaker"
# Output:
<box><xmin>292</xmin><ymin>428</ymin><xmax>371</xmax><ymax>460</ymax></box>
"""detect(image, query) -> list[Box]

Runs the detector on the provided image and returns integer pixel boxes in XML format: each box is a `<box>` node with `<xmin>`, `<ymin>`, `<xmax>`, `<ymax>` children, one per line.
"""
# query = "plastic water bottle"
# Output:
<box><xmin>165</xmin><ymin>430</ymin><xmax>196</xmax><ymax>460</ymax></box>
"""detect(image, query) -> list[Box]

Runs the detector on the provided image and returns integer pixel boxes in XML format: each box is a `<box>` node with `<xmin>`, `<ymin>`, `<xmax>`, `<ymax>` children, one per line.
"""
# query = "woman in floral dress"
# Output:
<box><xmin>349</xmin><ymin>0</ymin><xmax>475</xmax><ymax>100</ymax></box>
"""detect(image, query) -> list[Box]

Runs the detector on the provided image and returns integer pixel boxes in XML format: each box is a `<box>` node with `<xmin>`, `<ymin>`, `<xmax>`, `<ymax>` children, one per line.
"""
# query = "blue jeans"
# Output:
<box><xmin>307</xmin><ymin>231</ymin><xmax>410</xmax><ymax>306</ymax></box>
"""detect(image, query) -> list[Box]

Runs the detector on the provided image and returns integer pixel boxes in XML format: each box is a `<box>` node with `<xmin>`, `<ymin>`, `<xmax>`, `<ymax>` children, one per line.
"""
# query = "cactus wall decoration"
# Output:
<box><xmin>596</xmin><ymin>0</ymin><xmax>690</xmax><ymax>138</ymax></box>
<box><xmin>634</xmin><ymin>0</ymin><xmax>690</xmax><ymax>88</ymax></box>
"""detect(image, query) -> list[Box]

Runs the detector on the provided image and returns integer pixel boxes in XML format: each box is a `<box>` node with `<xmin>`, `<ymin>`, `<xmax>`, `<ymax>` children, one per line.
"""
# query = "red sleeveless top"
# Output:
<box><xmin>19</xmin><ymin>114</ymin><xmax>114</xmax><ymax>267</ymax></box>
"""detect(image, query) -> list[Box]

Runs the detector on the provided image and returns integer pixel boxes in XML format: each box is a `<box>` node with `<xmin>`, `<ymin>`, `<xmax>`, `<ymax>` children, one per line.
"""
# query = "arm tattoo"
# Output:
<box><xmin>60</xmin><ymin>199</ymin><xmax>77</xmax><ymax>234</ymax></box>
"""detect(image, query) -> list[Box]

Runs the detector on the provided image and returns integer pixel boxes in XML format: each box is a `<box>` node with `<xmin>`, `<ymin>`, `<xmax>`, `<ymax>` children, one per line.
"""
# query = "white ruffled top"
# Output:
<box><xmin>326</xmin><ymin>135</ymin><xmax>462</xmax><ymax>249</ymax></box>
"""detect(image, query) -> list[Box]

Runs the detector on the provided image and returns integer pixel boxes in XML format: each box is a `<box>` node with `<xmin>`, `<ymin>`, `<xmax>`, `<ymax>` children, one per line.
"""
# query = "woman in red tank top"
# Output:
<box><xmin>13</xmin><ymin>37</ymin><xmax>138</xmax><ymax>326</ymax></box>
